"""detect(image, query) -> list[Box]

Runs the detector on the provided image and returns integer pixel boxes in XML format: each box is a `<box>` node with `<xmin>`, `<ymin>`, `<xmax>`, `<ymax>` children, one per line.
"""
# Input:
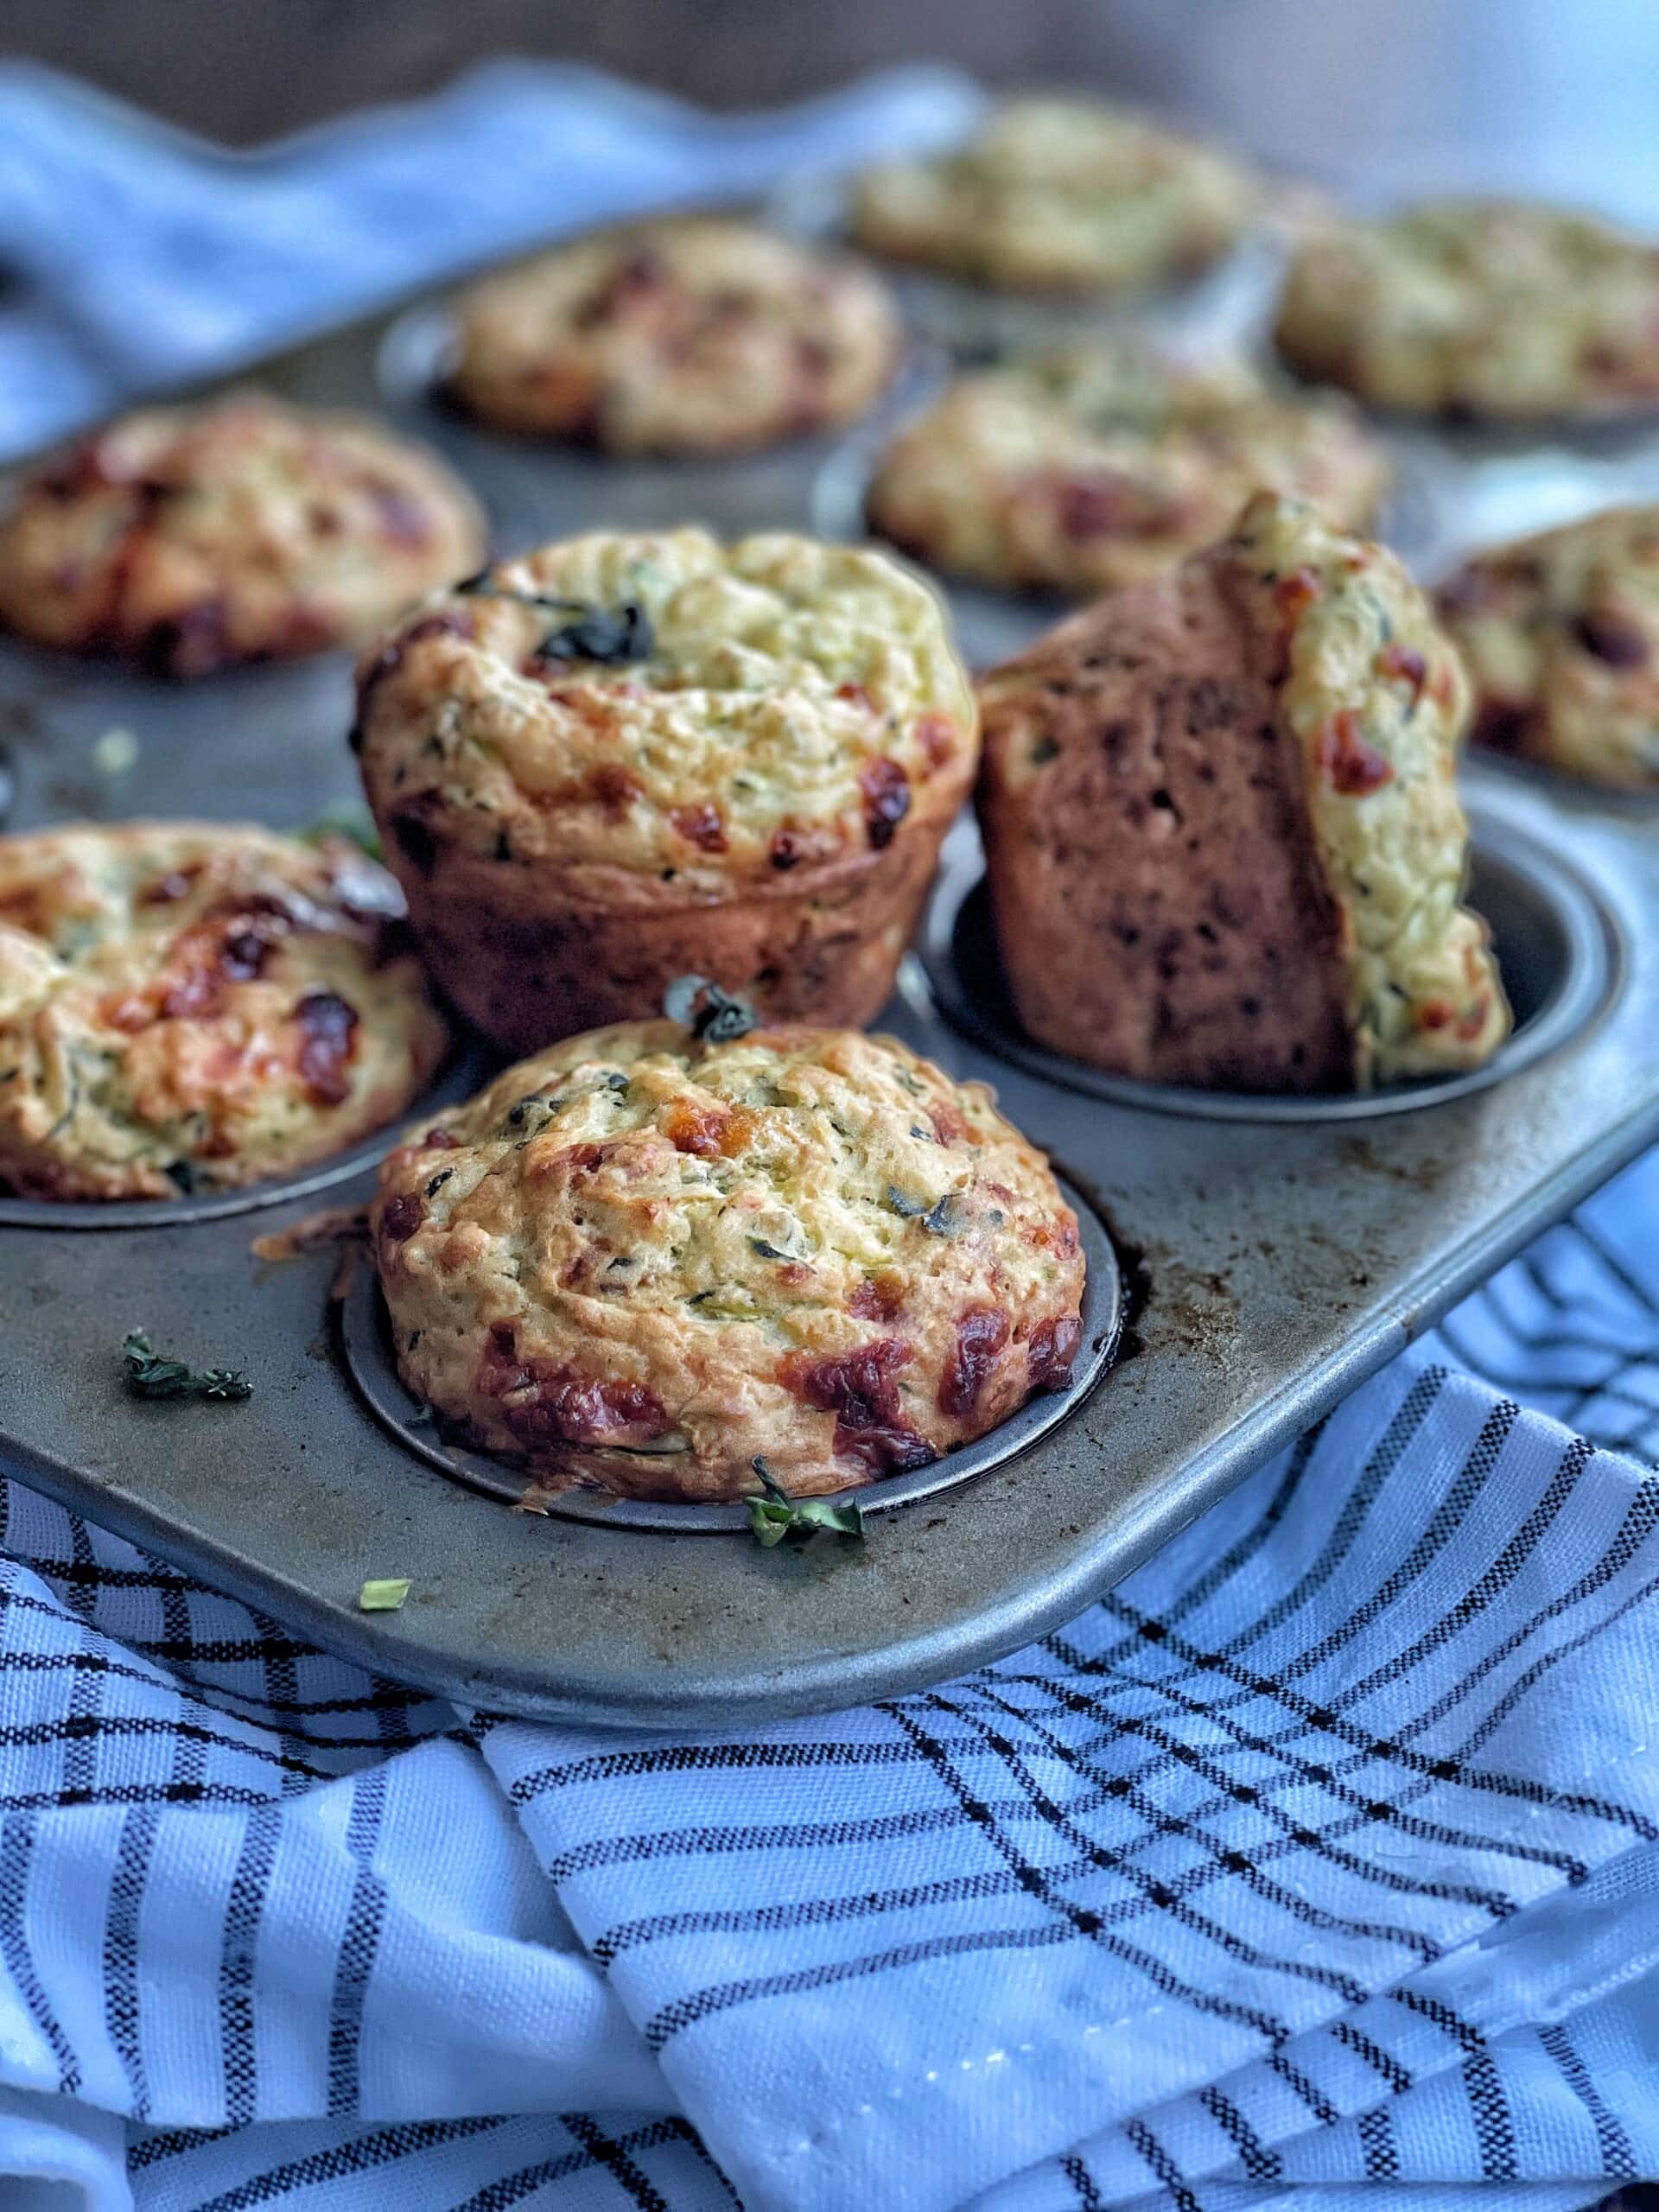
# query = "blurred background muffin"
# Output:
<box><xmin>353</xmin><ymin>527</ymin><xmax>977</xmax><ymax>1052</ymax></box>
<box><xmin>1437</xmin><ymin>505</ymin><xmax>1659</xmax><ymax>789</ymax></box>
<box><xmin>0</xmin><ymin>823</ymin><xmax>447</xmax><ymax>1198</ymax></box>
<box><xmin>849</xmin><ymin>96</ymin><xmax>1253</xmax><ymax>297</ymax></box>
<box><xmin>865</xmin><ymin>343</ymin><xmax>1387</xmax><ymax>599</ymax></box>
<box><xmin>0</xmin><ymin>393</ymin><xmax>485</xmax><ymax>677</ymax></box>
<box><xmin>371</xmin><ymin>1014</ymin><xmax>1085</xmax><ymax>1500</ymax></box>
<box><xmin>976</xmin><ymin>494</ymin><xmax>1509</xmax><ymax>1094</ymax></box>
<box><xmin>1274</xmin><ymin>200</ymin><xmax>1659</xmax><ymax>422</ymax></box>
<box><xmin>446</xmin><ymin>218</ymin><xmax>902</xmax><ymax>453</ymax></box>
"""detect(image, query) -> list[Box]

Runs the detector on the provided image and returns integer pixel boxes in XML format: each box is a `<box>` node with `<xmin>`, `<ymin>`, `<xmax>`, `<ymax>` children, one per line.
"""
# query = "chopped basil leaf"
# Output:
<box><xmin>748</xmin><ymin>1236</ymin><xmax>790</xmax><ymax>1261</ymax></box>
<box><xmin>924</xmin><ymin>1194</ymin><xmax>961</xmax><ymax>1237</ymax></box>
<box><xmin>358</xmin><ymin>1578</ymin><xmax>410</xmax><ymax>1611</ymax></box>
<box><xmin>664</xmin><ymin>975</ymin><xmax>758</xmax><ymax>1044</ymax></box>
<box><xmin>746</xmin><ymin>1461</ymin><xmax>865</xmax><ymax>1548</ymax></box>
<box><xmin>531</xmin><ymin>601</ymin><xmax>654</xmax><ymax>667</ymax></box>
<box><xmin>122</xmin><ymin>1331</ymin><xmax>251</xmax><ymax>1404</ymax></box>
<box><xmin>163</xmin><ymin>1159</ymin><xmax>199</xmax><ymax>1197</ymax></box>
<box><xmin>885</xmin><ymin>1185</ymin><xmax>926</xmax><ymax>1217</ymax></box>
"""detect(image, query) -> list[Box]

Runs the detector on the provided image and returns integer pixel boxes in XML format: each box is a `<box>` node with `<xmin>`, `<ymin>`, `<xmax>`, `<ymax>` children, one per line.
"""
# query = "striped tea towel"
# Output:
<box><xmin>0</xmin><ymin>1151</ymin><xmax>1654</xmax><ymax>2210</ymax></box>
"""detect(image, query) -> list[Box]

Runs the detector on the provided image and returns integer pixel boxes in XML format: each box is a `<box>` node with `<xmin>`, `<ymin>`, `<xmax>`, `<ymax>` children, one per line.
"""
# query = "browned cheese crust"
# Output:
<box><xmin>370</xmin><ymin>1020</ymin><xmax>1086</xmax><ymax>1501</ymax></box>
<box><xmin>0</xmin><ymin>822</ymin><xmax>448</xmax><ymax>1199</ymax></box>
<box><xmin>353</xmin><ymin>529</ymin><xmax>978</xmax><ymax>1054</ymax></box>
<box><xmin>0</xmin><ymin>393</ymin><xmax>485</xmax><ymax>676</ymax></box>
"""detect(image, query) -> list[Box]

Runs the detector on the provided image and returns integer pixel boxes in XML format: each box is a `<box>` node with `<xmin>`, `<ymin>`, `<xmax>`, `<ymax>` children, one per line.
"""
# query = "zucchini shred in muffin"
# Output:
<box><xmin>0</xmin><ymin>392</ymin><xmax>486</xmax><ymax>677</ymax></box>
<box><xmin>1436</xmin><ymin>505</ymin><xmax>1659</xmax><ymax>791</ymax></box>
<box><xmin>353</xmin><ymin>528</ymin><xmax>978</xmax><ymax>1055</ymax></box>
<box><xmin>444</xmin><ymin>218</ymin><xmax>901</xmax><ymax>454</ymax></box>
<box><xmin>865</xmin><ymin>344</ymin><xmax>1388</xmax><ymax>599</ymax></box>
<box><xmin>0</xmin><ymin>823</ymin><xmax>448</xmax><ymax>1200</ymax></box>
<box><xmin>977</xmin><ymin>494</ymin><xmax>1510</xmax><ymax>1093</ymax></box>
<box><xmin>370</xmin><ymin>1017</ymin><xmax>1086</xmax><ymax>1502</ymax></box>
<box><xmin>1274</xmin><ymin>200</ymin><xmax>1659</xmax><ymax>423</ymax></box>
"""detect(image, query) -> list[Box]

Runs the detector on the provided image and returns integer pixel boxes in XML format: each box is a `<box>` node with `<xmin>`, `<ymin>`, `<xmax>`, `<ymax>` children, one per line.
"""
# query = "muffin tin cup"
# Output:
<box><xmin>918</xmin><ymin>803</ymin><xmax>1622</xmax><ymax>1125</ymax></box>
<box><xmin>336</xmin><ymin>1172</ymin><xmax>1123</xmax><ymax>1534</ymax></box>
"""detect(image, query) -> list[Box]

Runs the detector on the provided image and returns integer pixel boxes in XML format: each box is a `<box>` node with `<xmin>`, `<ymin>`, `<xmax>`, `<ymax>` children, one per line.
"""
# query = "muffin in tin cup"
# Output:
<box><xmin>1436</xmin><ymin>503</ymin><xmax>1659</xmax><ymax>791</ymax></box>
<box><xmin>443</xmin><ymin>217</ymin><xmax>903</xmax><ymax>456</ymax></box>
<box><xmin>865</xmin><ymin>341</ymin><xmax>1389</xmax><ymax>600</ymax></box>
<box><xmin>976</xmin><ymin>493</ymin><xmax>1510</xmax><ymax>1094</ymax></box>
<box><xmin>369</xmin><ymin>1013</ymin><xmax>1085</xmax><ymax>1502</ymax></box>
<box><xmin>1274</xmin><ymin>200</ymin><xmax>1659</xmax><ymax>425</ymax></box>
<box><xmin>0</xmin><ymin>391</ymin><xmax>485</xmax><ymax>677</ymax></box>
<box><xmin>0</xmin><ymin>822</ymin><xmax>448</xmax><ymax>1200</ymax></box>
<box><xmin>353</xmin><ymin>529</ymin><xmax>978</xmax><ymax>1055</ymax></box>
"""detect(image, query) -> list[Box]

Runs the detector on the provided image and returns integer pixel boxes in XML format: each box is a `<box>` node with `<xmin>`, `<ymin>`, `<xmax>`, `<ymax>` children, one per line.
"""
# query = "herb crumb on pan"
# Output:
<box><xmin>368</xmin><ymin>1019</ymin><xmax>1086</xmax><ymax>1504</ymax></box>
<box><xmin>122</xmin><ymin>1331</ymin><xmax>251</xmax><ymax>1402</ymax></box>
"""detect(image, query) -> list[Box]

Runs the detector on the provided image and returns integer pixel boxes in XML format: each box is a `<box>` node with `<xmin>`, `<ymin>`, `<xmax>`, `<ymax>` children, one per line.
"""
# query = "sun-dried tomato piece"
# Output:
<box><xmin>381</xmin><ymin>1192</ymin><xmax>423</xmax><ymax>1242</ymax></box>
<box><xmin>858</xmin><ymin>757</ymin><xmax>911</xmax><ymax>849</ymax></box>
<box><xmin>779</xmin><ymin>1338</ymin><xmax>935</xmax><ymax>1476</ymax></box>
<box><xmin>939</xmin><ymin>1306</ymin><xmax>1012</xmax><ymax>1419</ymax></box>
<box><xmin>295</xmin><ymin>989</ymin><xmax>359</xmax><ymax>1105</ymax></box>
<box><xmin>1027</xmin><ymin>1313</ymin><xmax>1083</xmax><ymax>1391</ymax></box>
<box><xmin>1315</xmin><ymin>710</ymin><xmax>1394</xmax><ymax>796</ymax></box>
<box><xmin>671</xmin><ymin>802</ymin><xmax>728</xmax><ymax>852</ymax></box>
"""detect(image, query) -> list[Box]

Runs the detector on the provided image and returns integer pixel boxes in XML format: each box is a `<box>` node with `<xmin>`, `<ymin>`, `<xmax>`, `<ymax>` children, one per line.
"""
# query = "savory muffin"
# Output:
<box><xmin>0</xmin><ymin>393</ymin><xmax>485</xmax><ymax>677</ymax></box>
<box><xmin>1274</xmin><ymin>200</ymin><xmax>1659</xmax><ymax>422</ymax></box>
<box><xmin>1437</xmin><ymin>505</ymin><xmax>1659</xmax><ymax>790</ymax></box>
<box><xmin>849</xmin><ymin>97</ymin><xmax>1251</xmax><ymax>297</ymax></box>
<box><xmin>445</xmin><ymin>218</ymin><xmax>901</xmax><ymax>454</ymax></box>
<box><xmin>866</xmin><ymin>344</ymin><xmax>1387</xmax><ymax>598</ymax></box>
<box><xmin>0</xmin><ymin>823</ymin><xmax>448</xmax><ymax>1200</ymax></box>
<box><xmin>370</xmin><ymin>1016</ymin><xmax>1085</xmax><ymax>1501</ymax></box>
<box><xmin>353</xmin><ymin>528</ymin><xmax>978</xmax><ymax>1055</ymax></box>
<box><xmin>977</xmin><ymin>494</ymin><xmax>1510</xmax><ymax>1092</ymax></box>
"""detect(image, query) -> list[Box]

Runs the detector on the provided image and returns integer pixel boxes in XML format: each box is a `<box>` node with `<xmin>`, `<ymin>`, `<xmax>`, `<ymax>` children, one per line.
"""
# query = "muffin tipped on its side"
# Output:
<box><xmin>370</xmin><ymin>1020</ymin><xmax>1086</xmax><ymax>1502</ymax></box>
<box><xmin>446</xmin><ymin>218</ymin><xmax>901</xmax><ymax>454</ymax></box>
<box><xmin>977</xmin><ymin>494</ymin><xmax>1509</xmax><ymax>1093</ymax></box>
<box><xmin>353</xmin><ymin>527</ymin><xmax>978</xmax><ymax>1055</ymax></box>
<box><xmin>0</xmin><ymin>823</ymin><xmax>448</xmax><ymax>1200</ymax></box>
<box><xmin>1437</xmin><ymin>504</ymin><xmax>1659</xmax><ymax>790</ymax></box>
<box><xmin>0</xmin><ymin>393</ymin><xmax>485</xmax><ymax>677</ymax></box>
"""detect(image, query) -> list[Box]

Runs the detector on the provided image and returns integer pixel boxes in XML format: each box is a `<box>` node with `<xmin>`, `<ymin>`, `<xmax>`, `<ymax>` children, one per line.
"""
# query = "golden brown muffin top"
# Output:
<box><xmin>0</xmin><ymin>822</ymin><xmax>447</xmax><ymax>1200</ymax></box>
<box><xmin>372</xmin><ymin>1017</ymin><xmax>1085</xmax><ymax>1497</ymax></box>
<box><xmin>353</xmin><ymin>528</ymin><xmax>977</xmax><ymax>891</ymax></box>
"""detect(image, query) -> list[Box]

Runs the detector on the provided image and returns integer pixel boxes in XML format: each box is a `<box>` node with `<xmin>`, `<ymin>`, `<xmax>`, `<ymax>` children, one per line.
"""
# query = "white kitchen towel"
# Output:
<box><xmin>0</xmin><ymin>54</ymin><xmax>1656</xmax><ymax>2212</ymax></box>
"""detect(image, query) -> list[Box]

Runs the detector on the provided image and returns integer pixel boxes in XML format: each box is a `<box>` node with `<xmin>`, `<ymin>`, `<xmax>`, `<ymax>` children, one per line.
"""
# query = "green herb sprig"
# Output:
<box><xmin>746</xmin><ymin>1460</ymin><xmax>865</xmax><ymax>1548</ymax></box>
<box><xmin>122</xmin><ymin>1331</ymin><xmax>251</xmax><ymax>1403</ymax></box>
<box><xmin>664</xmin><ymin>975</ymin><xmax>758</xmax><ymax>1045</ymax></box>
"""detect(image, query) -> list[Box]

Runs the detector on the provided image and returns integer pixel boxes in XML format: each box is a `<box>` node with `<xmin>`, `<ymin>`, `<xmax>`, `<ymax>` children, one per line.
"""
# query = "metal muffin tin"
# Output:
<box><xmin>0</xmin><ymin>268</ymin><xmax>1656</xmax><ymax>1730</ymax></box>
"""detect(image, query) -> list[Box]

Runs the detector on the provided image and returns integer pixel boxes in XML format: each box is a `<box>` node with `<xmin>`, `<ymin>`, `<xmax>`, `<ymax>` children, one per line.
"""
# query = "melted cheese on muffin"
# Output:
<box><xmin>0</xmin><ymin>823</ymin><xmax>448</xmax><ymax>1199</ymax></box>
<box><xmin>868</xmin><ymin>345</ymin><xmax>1387</xmax><ymax>596</ymax></box>
<box><xmin>354</xmin><ymin>528</ymin><xmax>977</xmax><ymax>890</ymax></box>
<box><xmin>851</xmin><ymin>97</ymin><xmax>1251</xmax><ymax>296</ymax></box>
<box><xmin>447</xmin><ymin>218</ymin><xmax>900</xmax><ymax>453</ymax></box>
<box><xmin>372</xmin><ymin>1020</ymin><xmax>1085</xmax><ymax>1499</ymax></box>
<box><xmin>1438</xmin><ymin>504</ymin><xmax>1659</xmax><ymax>789</ymax></box>
<box><xmin>0</xmin><ymin>392</ymin><xmax>485</xmax><ymax>677</ymax></box>
<box><xmin>1274</xmin><ymin>200</ymin><xmax>1659</xmax><ymax>421</ymax></box>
